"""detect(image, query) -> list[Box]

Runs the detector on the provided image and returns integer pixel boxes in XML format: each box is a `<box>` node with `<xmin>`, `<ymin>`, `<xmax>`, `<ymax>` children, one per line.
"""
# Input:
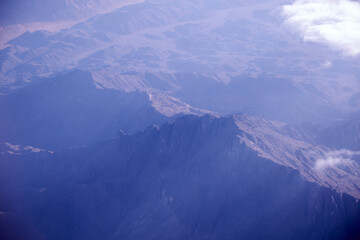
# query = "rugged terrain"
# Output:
<box><xmin>1</xmin><ymin>0</ymin><xmax>360</xmax><ymax>239</ymax></box>
<box><xmin>1</xmin><ymin>0</ymin><xmax>359</xmax><ymax>123</ymax></box>
<box><xmin>0</xmin><ymin>70</ymin><xmax>207</xmax><ymax>149</ymax></box>
<box><xmin>1</xmin><ymin>114</ymin><xmax>360</xmax><ymax>239</ymax></box>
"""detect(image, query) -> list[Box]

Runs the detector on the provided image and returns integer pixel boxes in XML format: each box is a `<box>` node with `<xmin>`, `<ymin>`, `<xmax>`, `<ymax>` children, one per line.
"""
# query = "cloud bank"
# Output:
<box><xmin>315</xmin><ymin>149</ymin><xmax>360</xmax><ymax>169</ymax></box>
<box><xmin>283</xmin><ymin>0</ymin><xmax>360</xmax><ymax>56</ymax></box>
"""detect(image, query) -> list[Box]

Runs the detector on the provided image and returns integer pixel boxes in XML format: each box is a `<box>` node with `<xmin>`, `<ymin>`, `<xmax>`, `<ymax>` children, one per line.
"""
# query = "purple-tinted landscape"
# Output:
<box><xmin>0</xmin><ymin>0</ymin><xmax>360</xmax><ymax>239</ymax></box>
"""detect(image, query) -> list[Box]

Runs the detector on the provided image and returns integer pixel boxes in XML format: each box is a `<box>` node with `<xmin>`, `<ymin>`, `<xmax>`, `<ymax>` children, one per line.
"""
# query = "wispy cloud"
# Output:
<box><xmin>315</xmin><ymin>149</ymin><xmax>360</xmax><ymax>169</ymax></box>
<box><xmin>282</xmin><ymin>0</ymin><xmax>360</xmax><ymax>56</ymax></box>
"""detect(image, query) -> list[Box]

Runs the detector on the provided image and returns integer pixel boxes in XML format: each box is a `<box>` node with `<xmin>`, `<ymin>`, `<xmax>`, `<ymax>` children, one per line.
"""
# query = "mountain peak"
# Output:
<box><xmin>135</xmin><ymin>113</ymin><xmax>360</xmax><ymax>199</ymax></box>
<box><xmin>1</xmin><ymin>113</ymin><xmax>360</xmax><ymax>239</ymax></box>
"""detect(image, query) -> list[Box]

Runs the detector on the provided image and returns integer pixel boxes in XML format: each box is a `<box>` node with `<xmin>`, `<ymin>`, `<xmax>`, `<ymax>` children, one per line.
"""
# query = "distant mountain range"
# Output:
<box><xmin>0</xmin><ymin>0</ymin><xmax>141</xmax><ymax>25</ymax></box>
<box><xmin>0</xmin><ymin>0</ymin><xmax>359</xmax><ymax>239</ymax></box>
<box><xmin>0</xmin><ymin>70</ymin><xmax>207</xmax><ymax>150</ymax></box>
<box><xmin>1</xmin><ymin>0</ymin><xmax>359</xmax><ymax>123</ymax></box>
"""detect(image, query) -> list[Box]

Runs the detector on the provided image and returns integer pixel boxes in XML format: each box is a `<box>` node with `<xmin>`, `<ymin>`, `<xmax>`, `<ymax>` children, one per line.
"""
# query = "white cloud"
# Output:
<box><xmin>282</xmin><ymin>0</ymin><xmax>360</xmax><ymax>56</ymax></box>
<box><xmin>321</xmin><ymin>60</ymin><xmax>332</xmax><ymax>69</ymax></box>
<box><xmin>315</xmin><ymin>149</ymin><xmax>360</xmax><ymax>169</ymax></box>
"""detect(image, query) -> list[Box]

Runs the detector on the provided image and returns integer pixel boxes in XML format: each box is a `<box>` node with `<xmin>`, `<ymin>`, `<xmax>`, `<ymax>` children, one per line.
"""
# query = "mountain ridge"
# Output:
<box><xmin>1</xmin><ymin>113</ymin><xmax>360</xmax><ymax>239</ymax></box>
<box><xmin>1</xmin><ymin>0</ymin><xmax>358</xmax><ymax>124</ymax></box>
<box><xmin>0</xmin><ymin>70</ymin><xmax>209</xmax><ymax>150</ymax></box>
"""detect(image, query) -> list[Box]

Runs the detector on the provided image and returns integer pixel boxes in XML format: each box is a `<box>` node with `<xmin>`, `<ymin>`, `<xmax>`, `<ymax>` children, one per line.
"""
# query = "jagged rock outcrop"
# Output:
<box><xmin>1</xmin><ymin>114</ymin><xmax>359</xmax><ymax>239</ymax></box>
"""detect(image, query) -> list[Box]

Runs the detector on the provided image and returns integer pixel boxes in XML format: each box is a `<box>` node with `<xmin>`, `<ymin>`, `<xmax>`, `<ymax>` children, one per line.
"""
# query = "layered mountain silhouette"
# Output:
<box><xmin>1</xmin><ymin>0</ymin><xmax>360</xmax><ymax>239</ymax></box>
<box><xmin>1</xmin><ymin>0</ymin><xmax>358</xmax><ymax>123</ymax></box>
<box><xmin>0</xmin><ymin>70</ymin><xmax>206</xmax><ymax>150</ymax></box>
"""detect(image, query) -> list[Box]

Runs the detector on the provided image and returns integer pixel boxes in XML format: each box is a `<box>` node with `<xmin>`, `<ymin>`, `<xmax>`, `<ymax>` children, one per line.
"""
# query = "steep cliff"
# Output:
<box><xmin>1</xmin><ymin>114</ymin><xmax>359</xmax><ymax>239</ymax></box>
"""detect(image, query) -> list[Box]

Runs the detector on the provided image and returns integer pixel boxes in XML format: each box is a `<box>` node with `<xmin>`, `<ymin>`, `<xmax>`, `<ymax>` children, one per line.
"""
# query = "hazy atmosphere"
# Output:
<box><xmin>0</xmin><ymin>0</ymin><xmax>359</xmax><ymax>239</ymax></box>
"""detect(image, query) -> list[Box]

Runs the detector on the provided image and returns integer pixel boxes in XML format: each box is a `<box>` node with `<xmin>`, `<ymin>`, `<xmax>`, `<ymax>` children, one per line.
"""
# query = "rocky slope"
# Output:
<box><xmin>1</xmin><ymin>0</ymin><xmax>358</xmax><ymax>123</ymax></box>
<box><xmin>0</xmin><ymin>70</ymin><xmax>206</xmax><ymax>150</ymax></box>
<box><xmin>0</xmin><ymin>0</ymin><xmax>142</xmax><ymax>25</ymax></box>
<box><xmin>282</xmin><ymin>118</ymin><xmax>360</xmax><ymax>151</ymax></box>
<box><xmin>1</xmin><ymin>114</ymin><xmax>359</xmax><ymax>239</ymax></box>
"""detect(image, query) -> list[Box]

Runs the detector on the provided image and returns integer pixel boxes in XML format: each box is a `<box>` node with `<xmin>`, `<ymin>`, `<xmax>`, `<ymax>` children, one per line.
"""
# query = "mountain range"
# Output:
<box><xmin>1</xmin><ymin>114</ymin><xmax>360</xmax><ymax>239</ymax></box>
<box><xmin>0</xmin><ymin>70</ymin><xmax>207</xmax><ymax>149</ymax></box>
<box><xmin>0</xmin><ymin>0</ymin><xmax>360</xmax><ymax>239</ymax></box>
<box><xmin>1</xmin><ymin>0</ymin><xmax>359</xmax><ymax>123</ymax></box>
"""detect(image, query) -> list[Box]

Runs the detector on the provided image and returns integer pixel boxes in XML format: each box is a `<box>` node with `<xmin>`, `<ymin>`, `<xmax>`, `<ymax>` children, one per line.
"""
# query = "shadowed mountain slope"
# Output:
<box><xmin>1</xmin><ymin>114</ymin><xmax>359</xmax><ymax>239</ymax></box>
<box><xmin>0</xmin><ymin>70</ymin><xmax>206</xmax><ymax>150</ymax></box>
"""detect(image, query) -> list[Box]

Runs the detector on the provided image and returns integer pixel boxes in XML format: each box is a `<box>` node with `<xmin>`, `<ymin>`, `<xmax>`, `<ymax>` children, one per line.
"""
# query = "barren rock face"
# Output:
<box><xmin>1</xmin><ymin>114</ymin><xmax>359</xmax><ymax>239</ymax></box>
<box><xmin>1</xmin><ymin>1</ymin><xmax>359</xmax><ymax>239</ymax></box>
